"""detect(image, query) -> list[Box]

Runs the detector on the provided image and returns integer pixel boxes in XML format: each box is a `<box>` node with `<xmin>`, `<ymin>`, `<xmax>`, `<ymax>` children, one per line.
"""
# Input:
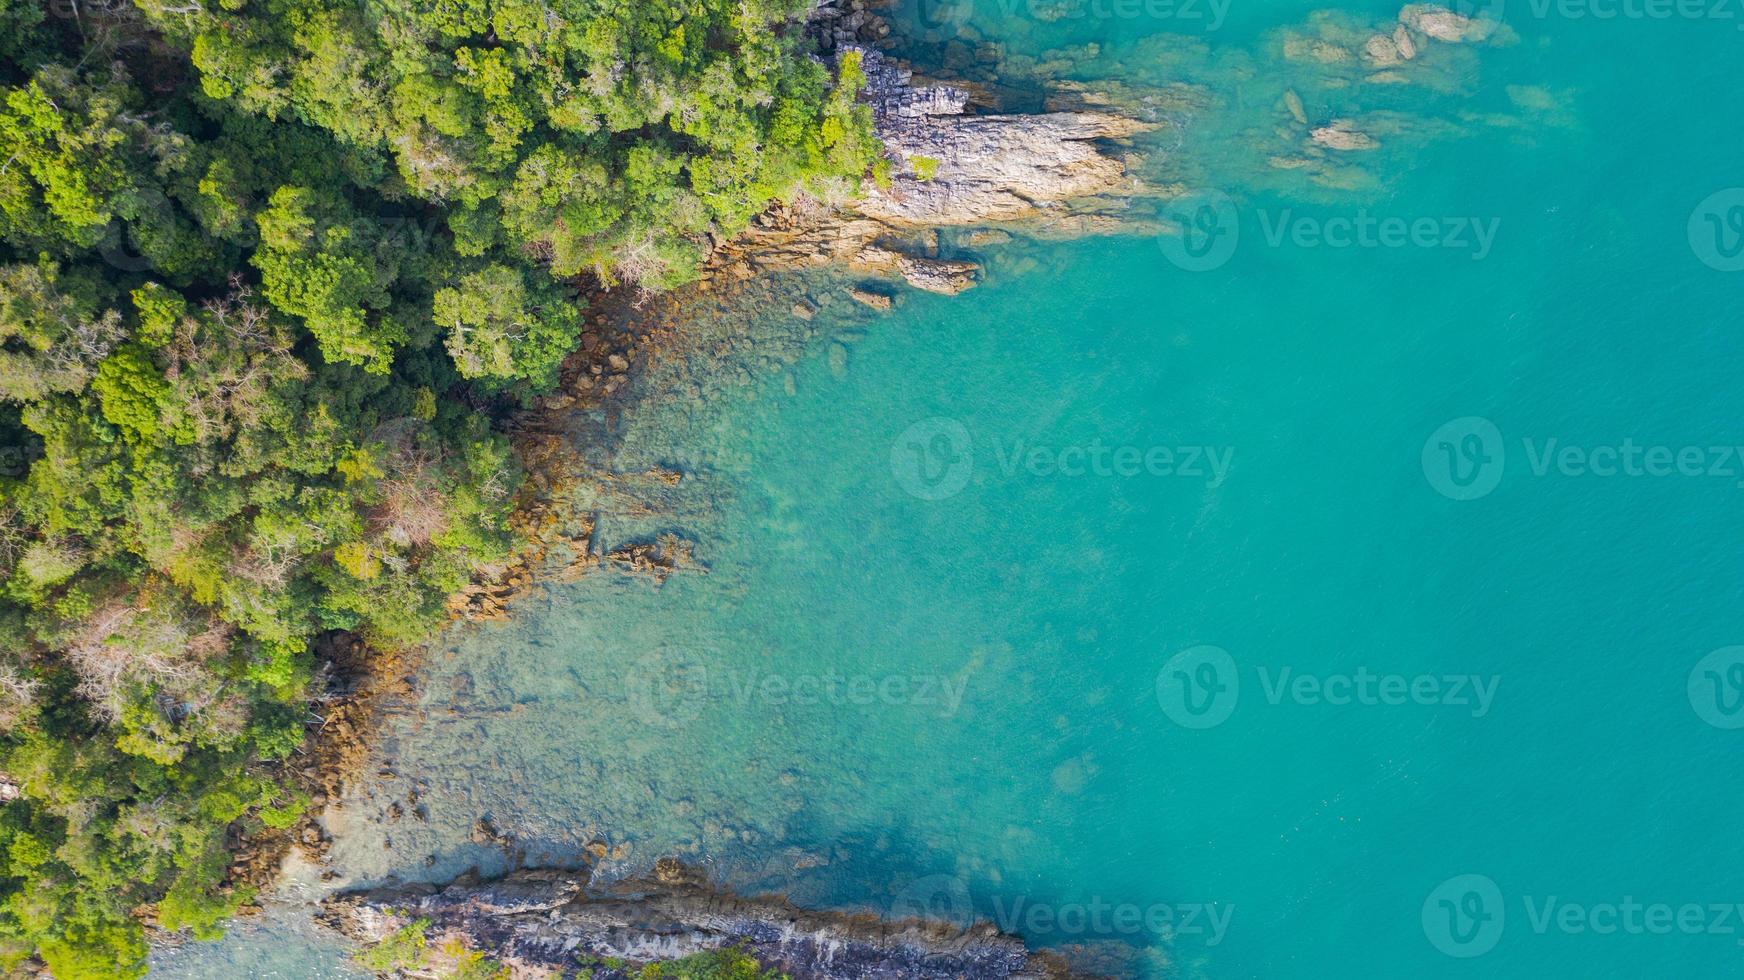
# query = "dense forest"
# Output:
<box><xmin>0</xmin><ymin>0</ymin><xmax>877</xmax><ymax>973</ymax></box>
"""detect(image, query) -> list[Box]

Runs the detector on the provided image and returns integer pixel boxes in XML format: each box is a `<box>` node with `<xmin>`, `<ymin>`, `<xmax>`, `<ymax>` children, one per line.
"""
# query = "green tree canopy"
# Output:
<box><xmin>0</xmin><ymin>0</ymin><xmax>876</xmax><ymax>973</ymax></box>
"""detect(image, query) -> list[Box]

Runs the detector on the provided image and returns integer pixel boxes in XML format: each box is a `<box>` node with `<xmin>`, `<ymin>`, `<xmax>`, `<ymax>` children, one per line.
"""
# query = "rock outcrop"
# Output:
<box><xmin>701</xmin><ymin>46</ymin><xmax>1154</xmax><ymax>297</ymax></box>
<box><xmin>320</xmin><ymin>863</ymin><xmax>1088</xmax><ymax>979</ymax></box>
<box><xmin>854</xmin><ymin>49</ymin><xmax>1151</xmax><ymax>227</ymax></box>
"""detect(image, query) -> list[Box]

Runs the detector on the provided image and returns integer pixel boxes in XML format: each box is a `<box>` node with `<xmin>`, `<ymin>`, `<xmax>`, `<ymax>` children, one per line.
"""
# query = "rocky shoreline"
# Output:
<box><xmin>255</xmin><ymin>4</ymin><xmax>1535</xmax><ymax>976</ymax></box>
<box><xmin>438</xmin><ymin>33</ymin><xmax>1162</xmax><ymax>626</ymax></box>
<box><xmin>705</xmin><ymin>43</ymin><xmax>1157</xmax><ymax>296</ymax></box>
<box><xmin>219</xmin><ymin>3</ymin><xmax>1164</xmax><ymax>945</ymax></box>
<box><xmin>320</xmin><ymin>860</ymin><xmax>1091</xmax><ymax>979</ymax></box>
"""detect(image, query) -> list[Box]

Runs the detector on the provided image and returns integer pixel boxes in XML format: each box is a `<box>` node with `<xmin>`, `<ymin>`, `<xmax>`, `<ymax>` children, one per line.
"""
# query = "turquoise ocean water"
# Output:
<box><xmin>155</xmin><ymin>3</ymin><xmax>1744</xmax><ymax>977</ymax></box>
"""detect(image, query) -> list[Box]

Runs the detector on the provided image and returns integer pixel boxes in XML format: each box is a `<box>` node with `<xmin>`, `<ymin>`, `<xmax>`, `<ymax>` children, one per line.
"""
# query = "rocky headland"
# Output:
<box><xmin>711</xmin><ymin>44</ymin><xmax>1157</xmax><ymax>297</ymax></box>
<box><xmin>442</xmin><ymin>20</ymin><xmax>1166</xmax><ymax>624</ymax></box>
<box><xmin>319</xmin><ymin>860</ymin><xmax>1091</xmax><ymax>979</ymax></box>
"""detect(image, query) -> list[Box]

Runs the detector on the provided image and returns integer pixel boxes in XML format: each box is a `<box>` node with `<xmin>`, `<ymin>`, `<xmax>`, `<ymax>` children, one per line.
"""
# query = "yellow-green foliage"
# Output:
<box><xmin>356</xmin><ymin>919</ymin><xmax>430</xmax><ymax>973</ymax></box>
<box><xmin>354</xmin><ymin>927</ymin><xmax>513</xmax><ymax>979</ymax></box>
<box><xmin>637</xmin><ymin>947</ymin><xmax>791</xmax><ymax>979</ymax></box>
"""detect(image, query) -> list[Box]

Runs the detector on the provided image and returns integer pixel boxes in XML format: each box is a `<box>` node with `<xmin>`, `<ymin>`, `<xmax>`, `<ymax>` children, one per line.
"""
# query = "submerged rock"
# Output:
<box><xmin>1283</xmin><ymin>88</ymin><xmax>1308</xmax><ymax>125</ymax></box>
<box><xmin>851</xmin><ymin>245</ymin><xmax>981</xmax><ymax>294</ymax></box>
<box><xmin>897</xmin><ymin>256</ymin><xmax>981</xmax><ymax>294</ymax></box>
<box><xmin>1282</xmin><ymin>36</ymin><xmax>1352</xmax><ymax>64</ymax></box>
<box><xmin>320</xmin><ymin>865</ymin><xmax>1088</xmax><ymax>979</ymax></box>
<box><xmin>1363</xmin><ymin>33</ymin><xmax>1402</xmax><ymax>66</ymax></box>
<box><xmin>1311</xmin><ymin>119</ymin><xmax>1379</xmax><ymax>151</ymax></box>
<box><xmin>849</xmin><ymin>288</ymin><xmax>894</xmax><ymax>311</ymax></box>
<box><xmin>1399</xmin><ymin>3</ymin><xmax>1497</xmax><ymax>43</ymax></box>
<box><xmin>1393</xmin><ymin>22</ymin><xmax>1419</xmax><ymax>59</ymax></box>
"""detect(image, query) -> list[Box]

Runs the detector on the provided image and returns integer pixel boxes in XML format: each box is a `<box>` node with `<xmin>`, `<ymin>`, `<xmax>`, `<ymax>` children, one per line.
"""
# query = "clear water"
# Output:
<box><xmin>157</xmin><ymin>5</ymin><xmax>1744</xmax><ymax>978</ymax></box>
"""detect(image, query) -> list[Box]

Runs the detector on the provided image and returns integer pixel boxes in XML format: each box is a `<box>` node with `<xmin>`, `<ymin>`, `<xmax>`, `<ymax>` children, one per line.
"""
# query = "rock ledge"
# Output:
<box><xmin>319</xmin><ymin>863</ymin><xmax>1089</xmax><ymax>979</ymax></box>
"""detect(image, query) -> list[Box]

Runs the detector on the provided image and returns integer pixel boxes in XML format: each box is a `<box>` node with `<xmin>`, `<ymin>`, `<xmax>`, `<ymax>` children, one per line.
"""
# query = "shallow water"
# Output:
<box><xmin>157</xmin><ymin>4</ymin><xmax>1744</xmax><ymax>978</ymax></box>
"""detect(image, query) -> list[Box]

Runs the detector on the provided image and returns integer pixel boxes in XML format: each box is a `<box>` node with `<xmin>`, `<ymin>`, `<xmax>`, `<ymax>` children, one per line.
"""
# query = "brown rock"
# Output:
<box><xmin>848</xmin><ymin>288</ymin><xmax>892</xmax><ymax>311</ymax></box>
<box><xmin>897</xmin><ymin>257</ymin><xmax>981</xmax><ymax>295</ymax></box>
<box><xmin>960</xmin><ymin>229</ymin><xmax>1013</xmax><ymax>248</ymax></box>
